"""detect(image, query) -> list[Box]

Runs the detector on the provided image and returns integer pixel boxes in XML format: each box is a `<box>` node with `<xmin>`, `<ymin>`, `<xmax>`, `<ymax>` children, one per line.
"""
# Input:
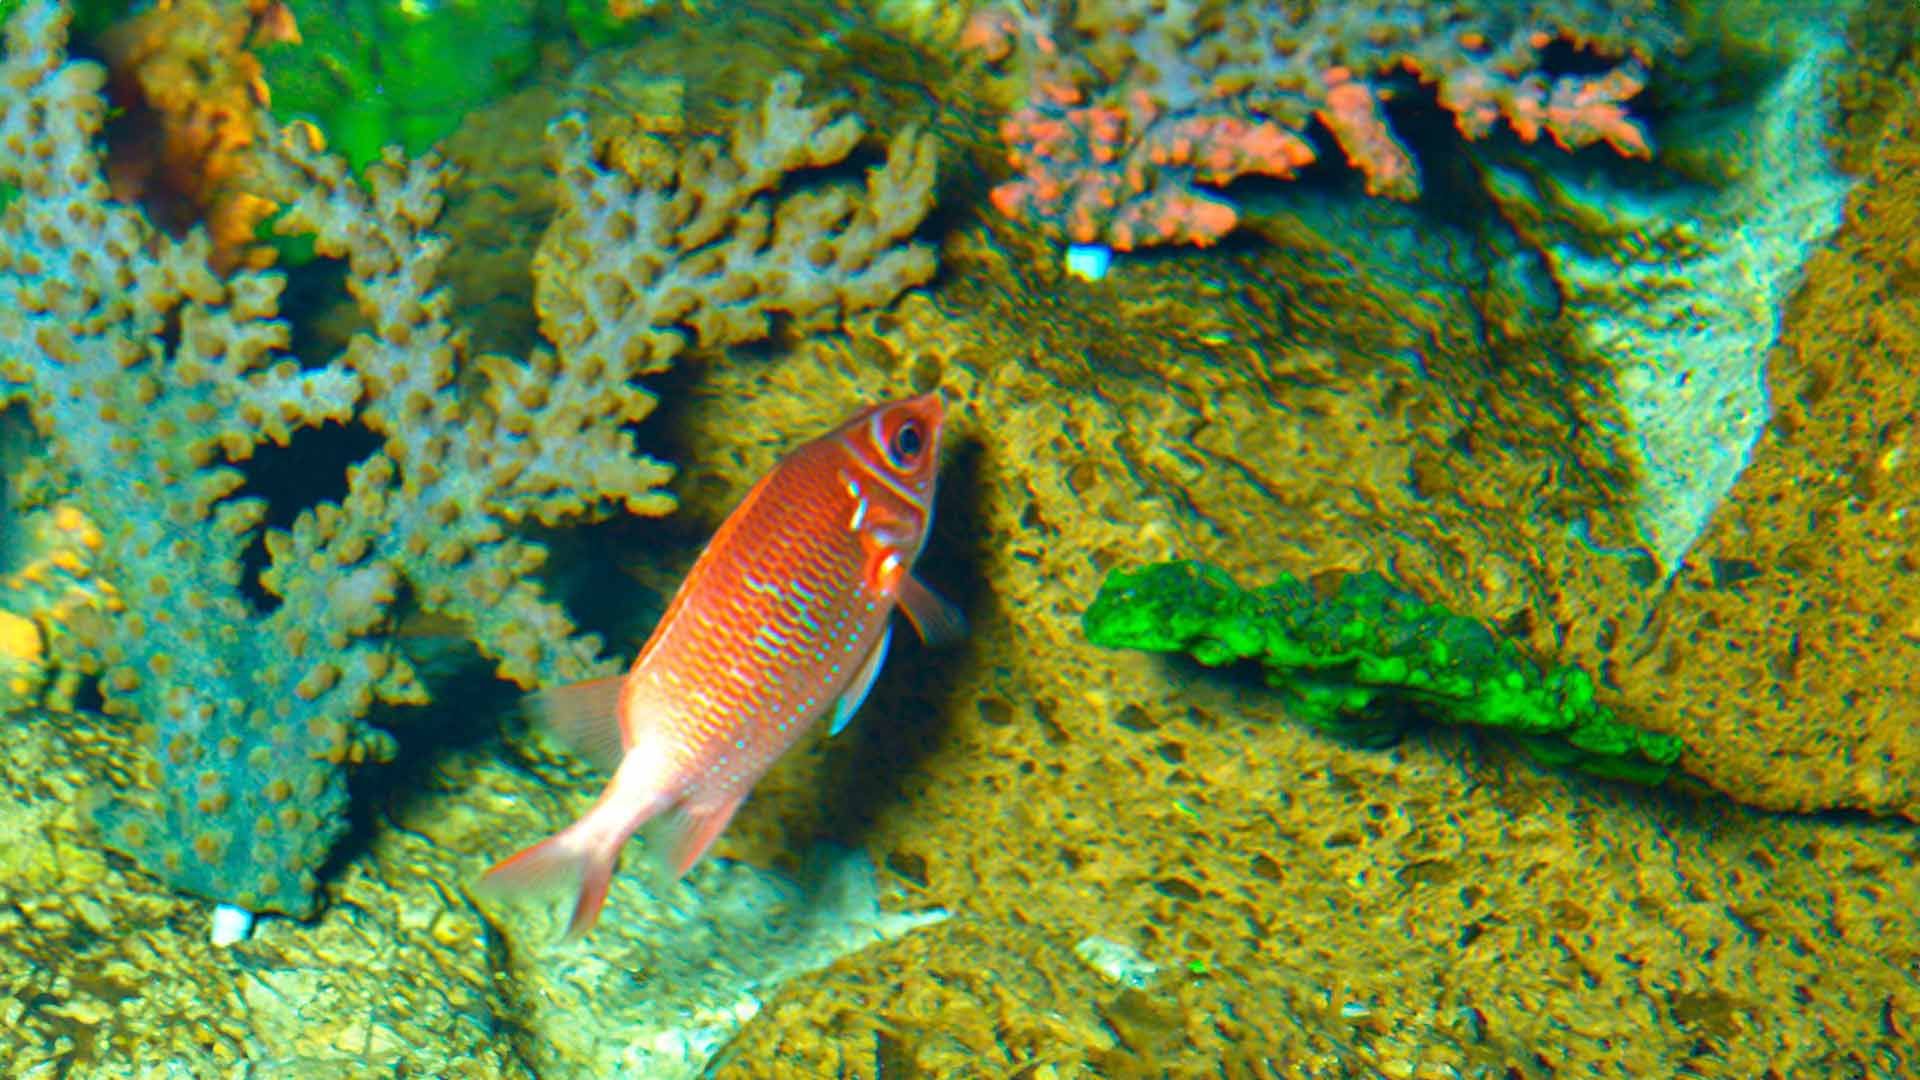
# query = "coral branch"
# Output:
<box><xmin>532</xmin><ymin>73</ymin><xmax>938</xmax><ymax>369</ymax></box>
<box><xmin>972</xmin><ymin>0</ymin><xmax>1670</xmax><ymax>251</ymax></box>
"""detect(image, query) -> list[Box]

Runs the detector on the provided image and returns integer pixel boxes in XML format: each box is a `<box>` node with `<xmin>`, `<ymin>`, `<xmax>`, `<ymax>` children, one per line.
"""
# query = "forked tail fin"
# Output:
<box><xmin>478</xmin><ymin>823</ymin><xmax>622</xmax><ymax>942</ymax></box>
<box><xmin>480</xmin><ymin>709</ymin><xmax>681</xmax><ymax>939</ymax></box>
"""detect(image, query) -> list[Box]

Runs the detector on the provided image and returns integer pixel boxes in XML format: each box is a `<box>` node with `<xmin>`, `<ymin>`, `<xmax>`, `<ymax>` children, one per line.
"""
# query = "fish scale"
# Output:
<box><xmin>479</xmin><ymin>392</ymin><xmax>965</xmax><ymax>940</ymax></box>
<box><xmin>640</xmin><ymin>457</ymin><xmax>887</xmax><ymax>788</ymax></box>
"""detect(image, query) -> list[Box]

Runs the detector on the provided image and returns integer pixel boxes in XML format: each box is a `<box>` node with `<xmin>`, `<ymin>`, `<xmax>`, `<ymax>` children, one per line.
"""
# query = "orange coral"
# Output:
<box><xmin>99</xmin><ymin>0</ymin><xmax>298</xmax><ymax>274</ymax></box>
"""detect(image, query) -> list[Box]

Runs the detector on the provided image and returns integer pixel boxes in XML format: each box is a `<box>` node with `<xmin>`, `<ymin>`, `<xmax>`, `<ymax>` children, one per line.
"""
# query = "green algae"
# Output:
<box><xmin>259</xmin><ymin>0</ymin><xmax>543</xmax><ymax>174</ymax></box>
<box><xmin>1083</xmin><ymin>560</ymin><xmax>1686</xmax><ymax>784</ymax></box>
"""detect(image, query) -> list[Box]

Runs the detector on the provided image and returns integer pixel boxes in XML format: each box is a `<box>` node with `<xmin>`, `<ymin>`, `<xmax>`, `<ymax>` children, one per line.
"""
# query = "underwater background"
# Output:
<box><xmin>0</xmin><ymin>0</ymin><xmax>1916</xmax><ymax>1075</ymax></box>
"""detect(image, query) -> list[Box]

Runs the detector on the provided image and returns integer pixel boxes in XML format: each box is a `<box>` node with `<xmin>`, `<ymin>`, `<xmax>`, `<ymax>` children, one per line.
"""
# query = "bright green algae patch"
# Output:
<box><xmin>259</xmin><ymin>0</ymin><xmax>542</xmax><ymax>174</ymax></box>
<box><xmin>1083</xmin><ymin>561</ymin><xmax>1685</xmax><ymax>785</ymax></box>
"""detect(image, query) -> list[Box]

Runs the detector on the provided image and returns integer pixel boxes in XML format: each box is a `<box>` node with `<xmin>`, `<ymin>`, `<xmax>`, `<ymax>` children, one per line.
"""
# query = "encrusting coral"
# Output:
<box><xmin>256</xmin><ymin>0</ymin><xmax>546</xmax><ymax>175</ymax></box>
<box><xmin>0</xmin><ymin>0</ymin><xmax>938</xmax><ymax>916</ymax></box>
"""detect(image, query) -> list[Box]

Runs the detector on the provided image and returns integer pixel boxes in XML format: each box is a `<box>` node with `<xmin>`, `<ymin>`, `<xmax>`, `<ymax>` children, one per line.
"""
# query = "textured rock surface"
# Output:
<box><xmin>0</xmin><ymin>705</ymin><xmax>950</xmax><ymax>1077</ymax></box>
<box><xmin>0</xmin><ymin>712</ymin><xmax>523</xmax><ymax>1076</ymax></box>
<box><xmin>2</xmin><ymin>0</ymin><xmax>1916</xmax><ymax>1076</ymax></box>
<box><xmin>1485</xmin><ymin>14</ymin><xmax>1858</xmax><ymax>575</ymax></box>
<box><xmin>667</xmin><ymin>272</ymin><xmax>1919</xmax><ymax>1077</ymax></box>
<box><xmin>1608</xmin><ymin>51</ymin><xmax>1920</xmax><ymax>819</ymax></box>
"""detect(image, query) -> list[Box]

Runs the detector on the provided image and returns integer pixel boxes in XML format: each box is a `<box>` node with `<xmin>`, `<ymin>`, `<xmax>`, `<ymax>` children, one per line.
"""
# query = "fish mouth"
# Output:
<box><xmin>902</xmin><ymin>388</ymin><xmax>948</xmax><ymax>434</ymax></box>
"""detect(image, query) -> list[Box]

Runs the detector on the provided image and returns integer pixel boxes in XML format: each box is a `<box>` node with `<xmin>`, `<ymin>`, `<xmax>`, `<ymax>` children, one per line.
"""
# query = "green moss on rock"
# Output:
<box><xmin>1083</xmin><ymin>560</ymin><xmax>1685</xmax><ymax>784</ymax></box>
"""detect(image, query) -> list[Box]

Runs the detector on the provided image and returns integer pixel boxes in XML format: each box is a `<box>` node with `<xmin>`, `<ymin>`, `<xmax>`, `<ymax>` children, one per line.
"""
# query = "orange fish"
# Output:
<box><xmin>481</xmin><ymin>392</ymin><xmax>964</xmax><ymax>939</ymax></box>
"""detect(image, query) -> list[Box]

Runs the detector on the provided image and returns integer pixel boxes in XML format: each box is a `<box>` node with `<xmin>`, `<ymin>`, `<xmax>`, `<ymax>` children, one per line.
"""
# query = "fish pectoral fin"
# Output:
<box><xmin>655</xmin><ymin>794</ymin><xmax>748</xmax><ymax>878</ymax></box>
<box><xmin>525</xmin><ymin>674</ymin><xmax>627</xmax><ymax>772</ymax></box>
<box><xmin>897</xmin><ymin>574</ymin><xmax>967</xmax><ymax>648</ymax></box>
<box><xmin>830</xmin><ymin>625</ymin><xmax>892</xmax><ymax>737</ymax></box>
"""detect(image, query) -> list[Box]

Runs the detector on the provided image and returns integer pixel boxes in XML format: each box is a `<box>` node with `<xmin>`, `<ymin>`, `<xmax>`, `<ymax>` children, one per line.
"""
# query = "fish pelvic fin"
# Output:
<box><xmin>653</xmin><ymin>792</ymin><xmax>748</xmax><ymax>879</ymax></box>
<box><xmin>897</xmin><ymin>574</ymin><xmax>966</xmax><ymax>647</ymax></box>
<box><xmin>526</xmin><ymin>674</ymin><xmax>626</xmax><ymax>772</ymax></box>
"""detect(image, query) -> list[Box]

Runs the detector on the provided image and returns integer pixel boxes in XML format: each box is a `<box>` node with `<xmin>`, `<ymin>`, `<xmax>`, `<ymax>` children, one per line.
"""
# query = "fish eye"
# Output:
<box><xmin>888</xmin><ymin>419</ymin><xmax>924</xmax><ymax>467</ymax></box>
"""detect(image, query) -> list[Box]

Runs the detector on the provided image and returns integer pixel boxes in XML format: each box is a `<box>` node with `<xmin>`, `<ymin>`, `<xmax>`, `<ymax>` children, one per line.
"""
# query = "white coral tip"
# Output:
<box><xmin>210</xmin><ymin>903</ymin><xmax>255</xmax><ymax>947</ymax></box>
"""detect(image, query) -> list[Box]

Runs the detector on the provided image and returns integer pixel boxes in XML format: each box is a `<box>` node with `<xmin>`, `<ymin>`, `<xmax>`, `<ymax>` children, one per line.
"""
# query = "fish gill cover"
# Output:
<box><xmin>0</xmin><ymin>0</ymin><xmax>939</xmax><ymax>916</ymax></box>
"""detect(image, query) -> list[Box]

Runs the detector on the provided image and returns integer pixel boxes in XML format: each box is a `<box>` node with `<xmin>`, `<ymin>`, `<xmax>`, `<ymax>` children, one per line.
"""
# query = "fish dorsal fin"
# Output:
<box><xmin>897</xmin><ymin>575</ymin><xmax>966</xmax><ymax>647</ymax></box>
<box><xmin>525</xmin><ymin>675</ymin><xmax>625</xmax><ymax>771</ymax></box>
<box><xmin>830</xmin><ymin>624</ymin><xmax>891</xmax><ymax>737</ymax></box>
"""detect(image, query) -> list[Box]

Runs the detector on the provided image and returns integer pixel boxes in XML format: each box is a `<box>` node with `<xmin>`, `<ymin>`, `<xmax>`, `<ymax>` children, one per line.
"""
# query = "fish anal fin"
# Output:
<box><xmin>897</xmin><ymin>575</ymin><xmax>966</xmax><ymax>647</ymax></box>
<box><xmin>526</xmin><ymin>674</ymin><xmax>626</xmax><ymax>771</ymax></box>
<box><xmin>830</xmin><ymin>625</ymin><xmax>891</xmax><ymax>736</ymax></box>
<box><xmin>657</xmin><ymin>793</ymin><xmax>748</xmax><ymax>878</ymax></box>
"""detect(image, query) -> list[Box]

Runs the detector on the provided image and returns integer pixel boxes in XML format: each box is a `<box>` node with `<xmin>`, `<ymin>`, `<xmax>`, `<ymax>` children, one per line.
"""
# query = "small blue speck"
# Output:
<box><xmin>1065</xmin><ymin>242</ymin><xmax>1113</xmax><ymax>282</ymax></box>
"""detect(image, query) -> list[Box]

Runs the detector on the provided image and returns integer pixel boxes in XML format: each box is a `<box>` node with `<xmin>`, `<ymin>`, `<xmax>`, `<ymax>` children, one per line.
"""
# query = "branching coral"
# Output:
<box><xmin>0</xmin><ymin>0</ymin><xmax>939</xmax><ymax>915</ymax></box>
<box><xmin>969</xmin><ymin>0</ymin><xmax>1672</xmax><ymax>250</ymax></box>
